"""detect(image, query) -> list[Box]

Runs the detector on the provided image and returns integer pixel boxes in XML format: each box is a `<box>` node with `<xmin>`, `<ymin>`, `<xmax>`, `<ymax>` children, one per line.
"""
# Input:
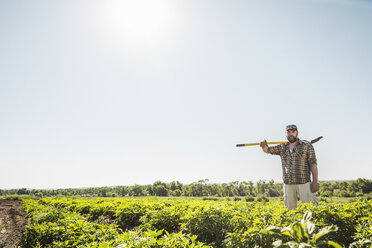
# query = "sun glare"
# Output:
<box><xmin>103</xmin><ymin>0</ymin><xmax>172</xmax><ymax>44</ymax></box>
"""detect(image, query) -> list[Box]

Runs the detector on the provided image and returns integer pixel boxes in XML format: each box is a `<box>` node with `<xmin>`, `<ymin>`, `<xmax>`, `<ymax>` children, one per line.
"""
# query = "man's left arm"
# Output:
<box><xmin>310</xmin><ymin>163</ymin><xmax>319</xmax><ymax>193</ymax></box>
<box><xmin>307</xmin><ymin>144</ymin><xmax>319</xmax><ymax>193</ymax></box>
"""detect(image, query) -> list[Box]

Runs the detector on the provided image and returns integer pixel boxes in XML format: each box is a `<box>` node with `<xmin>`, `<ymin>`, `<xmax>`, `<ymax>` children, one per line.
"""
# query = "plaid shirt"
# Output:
<box><xmin>267</xmin><ymin>139</ymin><xmax>317</xmax><ymax>185</ymax></box>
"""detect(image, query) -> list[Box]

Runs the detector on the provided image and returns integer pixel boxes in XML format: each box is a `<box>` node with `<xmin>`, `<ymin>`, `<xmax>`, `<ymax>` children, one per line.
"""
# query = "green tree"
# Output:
<box><xmin>129</xmin><ymin>185</ymin><xmax>145</xmax><ymax>196</ymax></box>
<box><xmin>154</xmin><ymin>185</ymin><xmax>168</xmax><ymax>196</ymax></box>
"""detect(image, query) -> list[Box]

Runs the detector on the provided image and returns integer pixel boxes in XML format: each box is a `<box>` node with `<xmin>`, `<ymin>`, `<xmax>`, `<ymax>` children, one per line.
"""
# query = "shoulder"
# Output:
<box><xmin>299</xmin><ymin>139</ymin><xmax>315</xmax><ymax>150</ymax></box>
<box><xmin>299</xmin><ymin>139</ymin><xmax>311</xmax><ymax>145</ymax></box>
<box><xmin>280</xmin><ymin>142</ymin><xmax>288</xmax><ymax>149</ymax></box>
<box><xmin>277</xmin><ymin>142</ymin><xmax>288</xmax><ymax>152</ymax></box>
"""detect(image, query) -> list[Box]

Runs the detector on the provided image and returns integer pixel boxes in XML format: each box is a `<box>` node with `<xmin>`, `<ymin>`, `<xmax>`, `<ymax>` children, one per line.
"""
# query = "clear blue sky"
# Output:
<box><xmin>1</xmin><ymin>0</ymin><xmax>371</xmax><ymax>189</ymax></box>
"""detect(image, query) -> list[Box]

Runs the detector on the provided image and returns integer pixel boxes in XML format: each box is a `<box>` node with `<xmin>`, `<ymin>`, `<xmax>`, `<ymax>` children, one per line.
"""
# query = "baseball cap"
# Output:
<box><xmin>286</xmin><ymin>124</ymin><xmax>298</xmax><ymax>131</ymax></box>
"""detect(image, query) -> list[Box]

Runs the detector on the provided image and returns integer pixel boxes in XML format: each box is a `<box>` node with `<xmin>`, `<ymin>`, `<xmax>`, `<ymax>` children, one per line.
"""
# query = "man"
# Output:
<box><xmin>260</xmin><ymin>124</ymin><xmax>319</xmax><ymax>210</ymax></box>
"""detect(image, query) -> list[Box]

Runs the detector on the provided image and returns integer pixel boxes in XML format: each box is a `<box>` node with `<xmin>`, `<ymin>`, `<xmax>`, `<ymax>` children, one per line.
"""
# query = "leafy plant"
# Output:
<box><xmin>268</xmin><ymin>211</ymin><xmax>342</xmax><ymax>248</ymax></box>
<box><xmin>181</xmin><ymin>206</ymin><xmax>234</xmax><ymax>247</ymax></box>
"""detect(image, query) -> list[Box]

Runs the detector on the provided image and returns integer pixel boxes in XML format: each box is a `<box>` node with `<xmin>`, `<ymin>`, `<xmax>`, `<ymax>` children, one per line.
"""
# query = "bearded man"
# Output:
<box><xmin>260</xmin><ymin>124</ymin><xmax>319</xmax><ymax>210</ymax></box>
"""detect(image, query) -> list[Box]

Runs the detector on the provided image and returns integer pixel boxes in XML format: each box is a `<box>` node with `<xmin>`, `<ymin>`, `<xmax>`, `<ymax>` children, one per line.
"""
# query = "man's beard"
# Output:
<box><xmin>287</xmin><ymin>136</ymin><xmax>297</xmax><ymax>143</ymax></box>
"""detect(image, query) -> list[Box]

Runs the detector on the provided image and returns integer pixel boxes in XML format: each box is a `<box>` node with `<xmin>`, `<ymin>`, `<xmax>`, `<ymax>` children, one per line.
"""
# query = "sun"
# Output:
<box><xmin>102</xmin><ymin>0</ymin><xmax>173</xmax><ymax>44</ymax></box>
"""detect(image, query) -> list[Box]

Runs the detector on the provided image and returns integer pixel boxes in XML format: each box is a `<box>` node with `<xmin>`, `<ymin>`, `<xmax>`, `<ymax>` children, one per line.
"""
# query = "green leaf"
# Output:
<box><xmin>298</xmin><ymin>243</ymin><xmax>313</xmax><ymax>248</ymax></box>
<box><xmin>314</xmin><ymin>225</ymin><xmax>337</xmax><ymax>241</ymax></box>
<box><xmin>326</xmin><ymin>241</ymin><xmax>344</xmax><ymax>248</ymax></box>
<box><xmin>268</xmin><ymin>226</ymin><xmax>282</xmax><ymax>234</ymax></box>
<box><xmin>302</xmin><ymin>211</ymin><xmax>312</xmax><ymax>223</ymax></box>
<box><xmin>305</xmin><ymin>222</ymin><xmax>316</xmax><ymax>236</ymax></box>
<box><xmin>273</xmin><ymin>240</ymin><xmax>283</xmax><ymax>247</ymax></box>
<box><xmin>155</xmin><ymin>229</ymin><xmax>164</xmax><ymax>237</ymax></box>
<box><xmin>292</xmin><ymin>223</ymin><xmax>305</xmax><ymax>242</ymax></box>
<box><xmin>282</xmin><ymin>226</ymin><xmax>293</xmax><ymax>237</ymax></box>
<box><xmin>287</xmin><ymin>241</ymin><xmax>300</xmax><ymax>248</ymax></box>
<box><xmin>98</xmin><ymin>243</ymin><xmax>109</xmax><ymax>248</ymax></box>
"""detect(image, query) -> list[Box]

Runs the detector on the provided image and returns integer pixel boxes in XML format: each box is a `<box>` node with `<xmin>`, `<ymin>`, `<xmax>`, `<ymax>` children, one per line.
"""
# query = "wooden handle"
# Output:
<box><xmin>236</xmin><ymin>136</ymin><xmax>323</xmax><ymax>147</ymax></box>
<box><xmin>236</xmin><ymin>141</ymin><xmax>287</xmax><ymax>147</ymax></box>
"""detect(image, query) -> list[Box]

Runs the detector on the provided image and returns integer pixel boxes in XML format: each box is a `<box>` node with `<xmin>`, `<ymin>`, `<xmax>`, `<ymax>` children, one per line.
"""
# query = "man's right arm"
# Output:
<box><xmin>260</xmin><ymin>140</ymin><xmax>281</xmax><ymax>155</ymax></box>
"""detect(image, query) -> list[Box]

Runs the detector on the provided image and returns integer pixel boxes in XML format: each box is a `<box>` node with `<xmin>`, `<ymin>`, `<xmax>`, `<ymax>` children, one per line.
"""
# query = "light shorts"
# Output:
<box><xmin>283</xmin><ymin>182</ymin><xmax>319</xmax><ymax>210</ymax></box>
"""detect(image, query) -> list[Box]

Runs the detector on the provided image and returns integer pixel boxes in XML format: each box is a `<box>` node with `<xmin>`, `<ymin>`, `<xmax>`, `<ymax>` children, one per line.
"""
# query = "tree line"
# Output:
<box><xmin>1</xmin><ymin>178</ymin><xmax>371</xmax><ymax>198</ymax></box>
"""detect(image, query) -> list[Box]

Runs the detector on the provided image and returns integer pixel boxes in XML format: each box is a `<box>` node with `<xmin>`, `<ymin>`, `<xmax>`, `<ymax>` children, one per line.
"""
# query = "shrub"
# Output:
<box><xmin>116</xmin><ymin>205</ymin><xmax>146</xmax><ymax>230</ymax></box>
<box><xmin>268</xmin><ymin>211</ymin><xmax>342</xmax><ymax>248</ymax></box>
<box><xmin>202</xmin><ymin>197</ymin><xmax>219</xmax><ymax>201</ymax></box>
<box><xmin>182</xmin><ymin>206</ymin><xmax>234</xmax><ymax>247</ymax></box>
<box><xmin>140</xmin><ymin>206</ymin><xmax>182</xmax><ymax>233</ymax></box>
<box><xmin>257</xmin><ymin>196</ymin><xmax>269</xmax><ymax>202</ymax></box>
<box><xmin>245</xmin><ymin>196</ymin><xmax>255</xmax><ymax>202</ymax></box>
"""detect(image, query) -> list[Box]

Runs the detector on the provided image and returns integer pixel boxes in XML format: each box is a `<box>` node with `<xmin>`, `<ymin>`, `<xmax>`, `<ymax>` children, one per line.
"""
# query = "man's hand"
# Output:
<box><xmin>311</xmin><ymin>181</ymin><xmax>319</xmax><ymax>193</ymax></box>
<box><xmin>260</xmin><ymin>140</ymin><xmax>268</xmax><ymax>153</ymax></box>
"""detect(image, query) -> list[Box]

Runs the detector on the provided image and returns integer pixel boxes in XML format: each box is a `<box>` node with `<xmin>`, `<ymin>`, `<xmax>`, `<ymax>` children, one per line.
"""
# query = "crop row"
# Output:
<box><xmin>21</xmin><ymin>198</ymin><xmax>211</xmax><ymax>248</ymax></box>
<box><xmin>23</xmin><ymin>198</ymin><xmax>372</xmax><ymax>247</ymax></box>
<box><xmin>37</xmin><ymin>197</ymin><xmax>288</xmax><ymax>247</ymax></box>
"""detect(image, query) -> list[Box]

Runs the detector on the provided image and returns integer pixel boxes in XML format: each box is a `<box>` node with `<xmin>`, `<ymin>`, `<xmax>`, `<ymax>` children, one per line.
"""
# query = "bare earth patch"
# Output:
<box><xmin>0</xmin><ymin>200</ymin><xmax>27</xmax><ymax>248</ymax></box>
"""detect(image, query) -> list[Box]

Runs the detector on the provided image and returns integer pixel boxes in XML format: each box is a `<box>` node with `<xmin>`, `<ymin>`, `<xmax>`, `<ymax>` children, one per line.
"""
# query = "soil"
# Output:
<box><xmin>0</xmin><ymin>200</ymin><xmax>27</xmax><ymax>248</ymax></box>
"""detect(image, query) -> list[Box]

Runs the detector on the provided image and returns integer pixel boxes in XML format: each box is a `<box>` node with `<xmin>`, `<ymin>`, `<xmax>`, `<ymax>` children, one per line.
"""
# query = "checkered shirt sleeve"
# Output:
<box><xmin>267</xmin><ymin>144</ymin><xmax>281</xmax><ymax>155</ymax></box>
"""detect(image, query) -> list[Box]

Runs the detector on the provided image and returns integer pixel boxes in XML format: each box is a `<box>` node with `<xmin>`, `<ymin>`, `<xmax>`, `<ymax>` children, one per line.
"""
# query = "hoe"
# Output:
<box><xmin>236</xmin><ymin>136</ymin><xmax>323</xmax><ymax>147</ymax></box>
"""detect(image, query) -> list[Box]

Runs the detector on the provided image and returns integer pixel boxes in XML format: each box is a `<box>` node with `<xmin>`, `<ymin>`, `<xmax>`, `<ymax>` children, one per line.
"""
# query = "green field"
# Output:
<box><xmin>19</xmin><ymin>197</ymin><xmax>372</xmax><ymax>248</ymax></box>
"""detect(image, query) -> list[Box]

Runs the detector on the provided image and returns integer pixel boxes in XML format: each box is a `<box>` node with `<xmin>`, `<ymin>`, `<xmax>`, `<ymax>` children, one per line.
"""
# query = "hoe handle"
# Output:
<box><xmin>236</xmin><ymin>141</ymin><xmax>286</xmax><ymax>147</ymax></box>
<box><xmin>236</xmin><ymin>136</ymin><xmax>323</xmax><ymax>147</ymax></box>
